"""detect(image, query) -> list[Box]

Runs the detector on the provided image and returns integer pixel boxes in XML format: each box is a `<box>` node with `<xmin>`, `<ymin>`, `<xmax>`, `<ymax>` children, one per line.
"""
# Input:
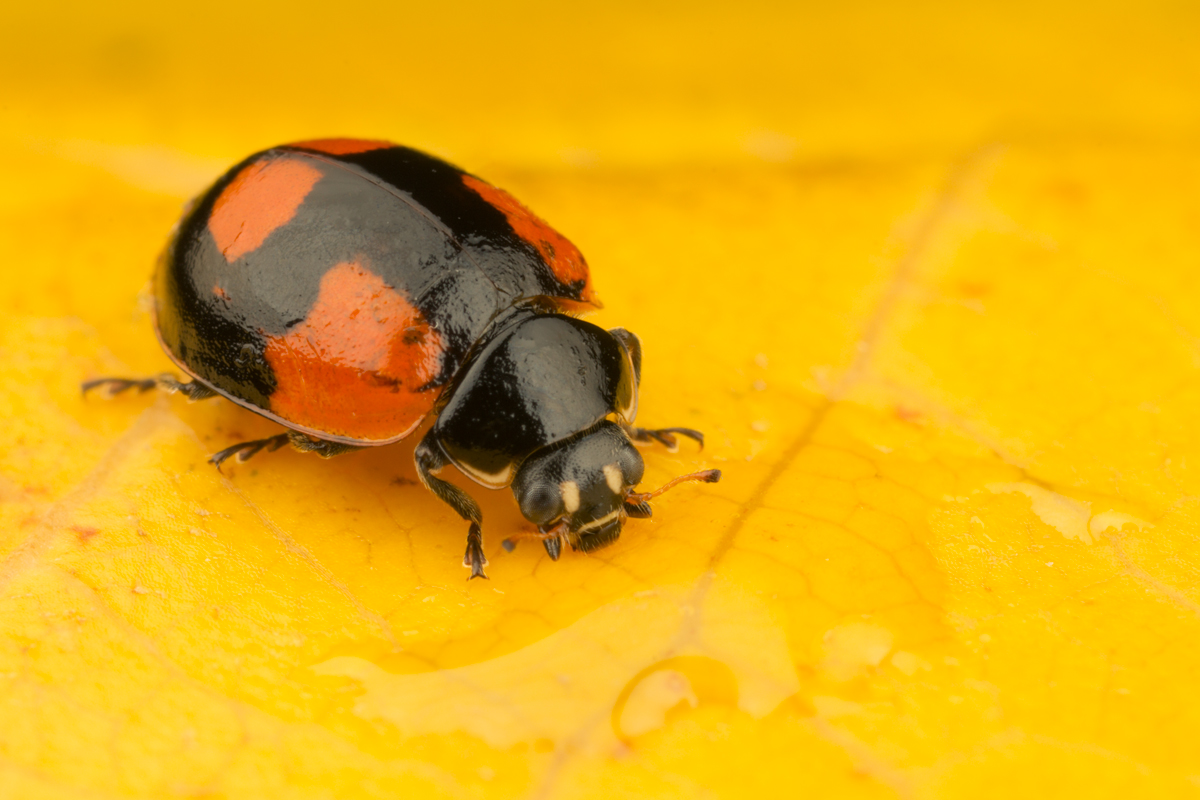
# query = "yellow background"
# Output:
<box><xmin>3</xmin><ymin>1</ymin><xmax>1200</xmax><ymax>797</ymax></box>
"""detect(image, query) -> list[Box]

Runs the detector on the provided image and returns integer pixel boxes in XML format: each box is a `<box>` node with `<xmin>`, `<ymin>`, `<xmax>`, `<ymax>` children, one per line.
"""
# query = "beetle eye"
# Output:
<box><xmin>618</xmin><ymin>446</ymin><xmax>645</xmax><ymax>487</ymax></box>
<box><xmin>522</xmin><ymin>485</ymin><xmax>561</xmax><ymax>525</ymax></box>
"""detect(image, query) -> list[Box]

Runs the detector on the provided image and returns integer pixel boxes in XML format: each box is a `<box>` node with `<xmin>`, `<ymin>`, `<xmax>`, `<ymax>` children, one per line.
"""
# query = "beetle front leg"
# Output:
<box><xmin>414</xmin><ymin>436</ymin><xmax>488</xmax><ymax>579</ymax></box>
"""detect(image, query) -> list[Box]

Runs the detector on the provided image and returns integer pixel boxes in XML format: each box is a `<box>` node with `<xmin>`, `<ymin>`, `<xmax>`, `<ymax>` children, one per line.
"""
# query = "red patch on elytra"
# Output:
<box><xmin>461</xmin><ymin>175</ymin><xmax>597</xmax><ymax>305</ymax></box>
<box><xmin>263</xmin><ymin>260</ymin><xmax>444</xmax><ymax>441</ymax></box>
<box><xmin>208</xmin><ymin>157</ymin><xmax>323</xmax><ymax>262</ymax></box>
<box><xmin>287</xmin><ymin>138</ymin><xmax>394</xmax><ymax>156</ymax></box>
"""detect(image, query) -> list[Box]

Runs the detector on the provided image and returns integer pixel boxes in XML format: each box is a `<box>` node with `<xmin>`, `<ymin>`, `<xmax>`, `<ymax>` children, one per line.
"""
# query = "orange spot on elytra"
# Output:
<box><xmin>264</xmin><ymin>260</ymin><xmax>444</xmax><ymax>441</ymax></box>
<box><xmin>213</xmin><ymin>285</ymin><xmax>230</xmax><ymax>302</ymax></box>
<box><xmin>209</xmin><ymin>157</ymin><xmax>323</xmax><ymax>262</ymax></box>
<box><xmin>461</xmin><ymin>174</ymin><xmax>597</xmax><ymax>305</ymax></box>
<box><xmin>288</xmin><ymin>138</ymin><xmax>394</xmax><ymax>155</ymax></box>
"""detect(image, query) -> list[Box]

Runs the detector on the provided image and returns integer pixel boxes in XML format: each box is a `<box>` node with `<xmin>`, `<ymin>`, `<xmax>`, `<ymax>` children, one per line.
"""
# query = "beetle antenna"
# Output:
<box><xmin>627</xmin><ymin>468</ymin><xmax>721</xmax><ymax>505</ymax></box>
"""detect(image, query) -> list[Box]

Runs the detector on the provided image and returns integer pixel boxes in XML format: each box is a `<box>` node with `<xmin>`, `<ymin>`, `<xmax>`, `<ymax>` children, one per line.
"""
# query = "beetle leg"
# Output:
<box><xmin>82</xmin><ymin>373</ymin><xmax>218</xmax><ymax>401</ymax></box>
<box><xmin>622</xmin><ymin>424</ymin><xmax>705</xmax><ymax>453</ymax></box>
<box><xmin>209</xmin><ymin>433</ymin><xmax>291</xmax><ymax>469</ymax></box>
<box><xmin>414</xmin><ymin>437</ymin><xmax>488</xmax><ymax>580</ymax></box>
<box><xmin>284</xmin><ymin>432</ymin><xmax>361</xmax><ymax>459</ymax></box>
<box><xmin>208</xmin><ymin>431</ymin><xmax>360</xmax><ymax>470</ymax></box>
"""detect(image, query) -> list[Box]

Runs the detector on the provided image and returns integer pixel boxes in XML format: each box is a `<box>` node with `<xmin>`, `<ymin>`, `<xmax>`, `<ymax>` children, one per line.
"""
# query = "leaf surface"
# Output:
<box><xmin>3</xmin><ymin>2</ymin><xmax>1200</xmax><ymax>797</ymax></box>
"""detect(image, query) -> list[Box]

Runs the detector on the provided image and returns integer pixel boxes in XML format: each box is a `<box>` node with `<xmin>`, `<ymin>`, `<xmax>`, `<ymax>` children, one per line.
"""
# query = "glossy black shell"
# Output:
<box><xmin>153</xmin><ymin>140</ymin><xmax>596</xmax><ymax>444</ymax></box>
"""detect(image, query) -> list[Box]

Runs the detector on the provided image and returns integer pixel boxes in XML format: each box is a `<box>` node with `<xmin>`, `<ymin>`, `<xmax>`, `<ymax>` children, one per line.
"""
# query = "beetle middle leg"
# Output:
<box><xmin>414</xmin><ymin>436</ymin><xmax>488</xmax><ymax>580</ymax></box>
<box><xmin>622</xmin><ymin>424</ymin><xmax>704</xmax><ymax>452</ymax></box>
<box><xmin>209</xmin><ymin>431</ymin><xmax>360</xmax><ymax>469</ymax></box>
<box><xmin>83</xmin><ymin>373</ymin><xmax>217</xmax><ymax>401</ymax></box>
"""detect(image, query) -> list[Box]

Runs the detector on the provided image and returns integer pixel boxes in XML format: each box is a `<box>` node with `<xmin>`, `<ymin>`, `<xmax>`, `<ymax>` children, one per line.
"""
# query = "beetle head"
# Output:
<box><xmin>510</xmin><ymin>420</ymin><xmax>721</xmax><ymax>559</ymax></box>
<box><xmin>511</xmin><ymin>421</ymin><xmax>644</xmax><ymax>557</ymax></box>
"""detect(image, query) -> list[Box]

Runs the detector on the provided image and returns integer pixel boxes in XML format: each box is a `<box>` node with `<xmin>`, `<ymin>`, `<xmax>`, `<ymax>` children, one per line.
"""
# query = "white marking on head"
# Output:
<box><xmin>560</xmin><ymin>480</ymin><xmax>581</xmax><ymax>514</ymax></box>
<box><xmin>603</xmin><ymin>463</ymin><xmax>624</xmax><ymax>494</ymax></box>
<box><xmin>575</xmin><ymin>508</ymin><xmax>621</xmax><ymax>534</ymax></box>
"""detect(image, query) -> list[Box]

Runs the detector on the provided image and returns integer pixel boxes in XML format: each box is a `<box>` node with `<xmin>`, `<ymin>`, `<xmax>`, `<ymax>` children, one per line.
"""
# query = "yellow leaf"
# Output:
<box><xmin>3</xmin><ymin>2</ymin><xmax>1200</xmax><ymax>797</ymax></box>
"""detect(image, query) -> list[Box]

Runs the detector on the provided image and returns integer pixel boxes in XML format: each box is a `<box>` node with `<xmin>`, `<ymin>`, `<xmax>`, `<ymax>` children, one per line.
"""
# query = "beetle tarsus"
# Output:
<box><xmin>209</xmin><ymin>433</ymin><xmax>291</xmax><ymax>469</ymax></box>
<box><xmin>464</xmin><ymin>522</ymin><xmax>488</xmax><ymax>579</ymax></box>
<box><xmin>209</xmin><ymin>431</ymin><xmax>359</xmax><ymax>470</ymax></box>
<box><xmin>624</xmin><ymin>425</ymin><xmax>705</xmax><ymax>452</ymax></box>
<box><xmin>82</xmin><ymin>377</ymin><xmax>158</xmax><ymax>396</ymax></box>
<box><xmin>82</xmin><ymin>373</ymin><xmax>217</xmax><ymax>401</ymax></box>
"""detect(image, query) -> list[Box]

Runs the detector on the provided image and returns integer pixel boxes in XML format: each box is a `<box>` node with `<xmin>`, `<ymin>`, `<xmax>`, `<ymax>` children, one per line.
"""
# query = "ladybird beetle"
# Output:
<box><xmin>85</xmin><ymin>138</ymin><xmax>720</xmax><ymax>578</ymax></box>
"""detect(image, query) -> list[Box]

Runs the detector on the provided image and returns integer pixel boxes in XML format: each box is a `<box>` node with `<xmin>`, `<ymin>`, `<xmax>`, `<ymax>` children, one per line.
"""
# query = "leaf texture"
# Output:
<box><xmin>3</xmin><ymin>2</ymin><xmax>1200</xmax><ymax>797</ymax></box>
